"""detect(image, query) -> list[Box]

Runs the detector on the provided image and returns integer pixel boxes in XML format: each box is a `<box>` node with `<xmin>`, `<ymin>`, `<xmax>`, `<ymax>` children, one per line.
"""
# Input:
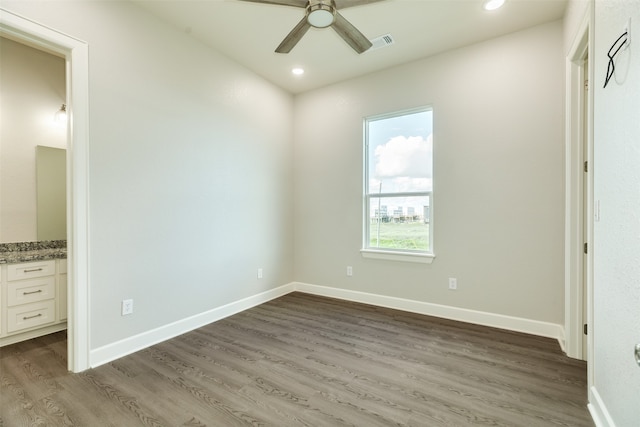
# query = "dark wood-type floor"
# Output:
<box><xmin>1</xmin><ymin>292</ymin><xmax>593</xmax><ymax>426</ymax></box>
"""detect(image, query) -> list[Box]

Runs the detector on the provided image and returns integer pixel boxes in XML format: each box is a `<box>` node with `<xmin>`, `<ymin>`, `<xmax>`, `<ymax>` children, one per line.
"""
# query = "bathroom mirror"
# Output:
<box><xmin>36</xmin><ymin>146</ymin><xmax>67</xmax><ymax>240</ymax></box>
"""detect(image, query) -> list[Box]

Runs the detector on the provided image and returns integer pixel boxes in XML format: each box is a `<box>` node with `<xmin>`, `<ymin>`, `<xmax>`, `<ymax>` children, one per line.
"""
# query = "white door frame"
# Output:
<box><xmin>564</xmin><ymin>10</ymin><xmax>593</xmax><ymax>365</ymax></box>
<box><xmin>0</xmin><ymin>8</ymin><xmax>90</xmax><ymax>372</ymax></box>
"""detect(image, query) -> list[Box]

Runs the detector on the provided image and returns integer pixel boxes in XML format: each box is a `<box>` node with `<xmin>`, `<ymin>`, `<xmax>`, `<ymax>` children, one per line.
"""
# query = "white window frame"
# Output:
<box><xmin>361</xmin><ymin>106</ymin><xmax>435</xmax><ymax>264</ymax></box>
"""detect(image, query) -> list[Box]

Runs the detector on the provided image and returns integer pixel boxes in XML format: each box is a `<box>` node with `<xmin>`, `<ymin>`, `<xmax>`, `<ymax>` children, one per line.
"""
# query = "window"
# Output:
<box><xmin>363</xmin><ymin>107</ymin><xmax>433</xmax><ymax>261</ymax></box>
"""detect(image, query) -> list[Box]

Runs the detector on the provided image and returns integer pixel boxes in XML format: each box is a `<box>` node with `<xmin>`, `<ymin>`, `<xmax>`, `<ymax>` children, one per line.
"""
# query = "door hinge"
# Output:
<box><xmin>584</xmin><ymin>324</ymin><xmax>588</xmax><ymax>335</ymax></box>
<box><xmin>584</xmin><ymin>242</ymin><xmax>588</xmax><ymax>254</ymax></box>
<box><xmin>584</xmin><ymin>79</ymin><xmax>589</xmax><ymax>91</ymax></box>
<box><xmin>584</xmin><ymin>161</ymin><xmax>588</xmax><ymax>173</ymax></box>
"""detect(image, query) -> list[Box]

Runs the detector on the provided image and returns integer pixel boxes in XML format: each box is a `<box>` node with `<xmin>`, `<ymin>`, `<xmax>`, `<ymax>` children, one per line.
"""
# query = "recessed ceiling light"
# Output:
<box><xmin>292</xmin><ymin>67</ymin><xmax>305</xmax><ymax>76</ymax></box>
<box><xmin>483</xmin><ymin>0</ymin><xmax>505</xmax><ymax>11</ymax></box>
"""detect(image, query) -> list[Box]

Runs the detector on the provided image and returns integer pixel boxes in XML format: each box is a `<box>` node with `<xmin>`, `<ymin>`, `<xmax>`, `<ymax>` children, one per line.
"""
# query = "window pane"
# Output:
<box><xmin>368</xmin><ymin>196</ymin><xmax>431</xmax><ymax>251</ymax></box>
<box><xmin>367</xmin><ymin>110</ymin><xmax>433</xmax><ymax>194</ymax></box>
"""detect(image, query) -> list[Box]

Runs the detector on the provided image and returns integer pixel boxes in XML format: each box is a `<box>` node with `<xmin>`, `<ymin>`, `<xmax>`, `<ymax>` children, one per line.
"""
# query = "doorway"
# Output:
<box><xmin>0</xmin><ymin>8</ymin><xmax>90</xmax><ymax>372</ymax></box>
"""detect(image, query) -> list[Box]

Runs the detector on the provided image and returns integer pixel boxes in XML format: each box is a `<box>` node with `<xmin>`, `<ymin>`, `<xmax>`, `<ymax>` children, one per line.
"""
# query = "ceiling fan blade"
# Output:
<box><xmin>236</xmin><ymin>0</ymin><xmax>307</xmax><ymax>8</ymax></box>
<box><xmin>331</xmin><ymin>11</ymin><xmax>372</xmax><ymax>53</ymax></box>
<box><xmin>335</xmin><ymin>0</ymin><xmax>387</xmax><ymax>9</ymax></box>
<box><xmin>275</xmin><ymin>17</ymin><xmax>312</xmax><ymax>53</ymax></box>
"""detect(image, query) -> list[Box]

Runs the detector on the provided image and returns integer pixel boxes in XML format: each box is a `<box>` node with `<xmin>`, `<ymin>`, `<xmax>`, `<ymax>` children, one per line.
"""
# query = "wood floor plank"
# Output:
<box><xmin>1</xmin><ymin>292</ymin><xmax>593</xmax><ymax>426</ymax></box>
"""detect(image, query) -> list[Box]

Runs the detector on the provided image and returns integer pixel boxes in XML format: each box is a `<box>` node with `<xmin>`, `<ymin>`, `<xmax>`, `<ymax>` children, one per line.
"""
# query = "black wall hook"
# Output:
<box><xmin>604</xmin><ymin>31</ymin><xmax>629</xmax><ymax>88</ymax></box>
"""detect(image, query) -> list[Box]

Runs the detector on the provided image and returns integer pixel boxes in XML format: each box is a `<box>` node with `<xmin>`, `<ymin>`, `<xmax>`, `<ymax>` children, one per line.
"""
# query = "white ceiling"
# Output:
<box><xmin>133</xmin><ymin>0</ymin><xmax>567</xmax><ymax>94</ymax></box>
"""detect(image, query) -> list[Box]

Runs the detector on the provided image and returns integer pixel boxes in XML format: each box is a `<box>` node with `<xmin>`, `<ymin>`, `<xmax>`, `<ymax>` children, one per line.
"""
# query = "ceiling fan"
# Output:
<box><xmin>238</xmin><ymin>0</ymin><xmax>385</xmax><ymax>54</ymax></box>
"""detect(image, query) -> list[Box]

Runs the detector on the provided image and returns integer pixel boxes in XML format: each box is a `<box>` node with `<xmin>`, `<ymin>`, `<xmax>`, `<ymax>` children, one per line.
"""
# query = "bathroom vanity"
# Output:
<box><xmin>0</xmin><ymin>241</ymin><xmax>67</xmax><ymax>347</ymax></box>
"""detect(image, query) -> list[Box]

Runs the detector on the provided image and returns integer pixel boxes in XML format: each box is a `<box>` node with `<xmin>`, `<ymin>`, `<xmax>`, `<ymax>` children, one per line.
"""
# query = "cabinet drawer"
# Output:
<box><xmin>7</xmin><ymin>300</ymin><xmax>55</xmax><ymax>333</ymax></box>
<box><xmin>7</xmin><ymin>277</ymin><xmax>55</xmax><ymax>306</ymax></box>
<box><xmin>7</xmin><ymin>260</ymin><xmax>55</xmax><ymax>281</ymax></box>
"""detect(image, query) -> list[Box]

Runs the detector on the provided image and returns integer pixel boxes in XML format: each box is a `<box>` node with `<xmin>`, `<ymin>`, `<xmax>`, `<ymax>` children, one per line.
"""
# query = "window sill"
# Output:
<box><xmin>360</xmin><ymin>249</ymin><xmax>435</xmax><ymax>264</ymax></box>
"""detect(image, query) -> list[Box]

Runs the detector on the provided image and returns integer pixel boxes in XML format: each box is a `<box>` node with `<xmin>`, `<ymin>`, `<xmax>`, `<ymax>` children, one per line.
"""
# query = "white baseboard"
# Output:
<box><xmin>90</xmin><ymin>281</ymin><xmax>566</xmax><ymax>368</ymax></box>
<box><xmin>89</xmin><ymin>283</ymin><xmax>295</xmax><ymax>368</ymax></box>
<box><xmin>557</xmin><ymin>337</ymin><xmax>567</xmax><ymax>354</ymax></box>
<box><xmin>588</xmin><ymin>386</ymin><xmax>616</xmax><ymax>427</ymax></box>
<box><xmin>293</xmin><ymin>282</ymin><xmax>565</xmax><ymax>343</ymax></box>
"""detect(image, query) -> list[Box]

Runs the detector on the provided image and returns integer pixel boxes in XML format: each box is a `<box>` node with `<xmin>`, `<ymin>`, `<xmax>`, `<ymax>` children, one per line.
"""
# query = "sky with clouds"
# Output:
<box><xmin>368</xmin><ymin>109</ymin><xmax>433</xmax><ymax>196</ymax></box>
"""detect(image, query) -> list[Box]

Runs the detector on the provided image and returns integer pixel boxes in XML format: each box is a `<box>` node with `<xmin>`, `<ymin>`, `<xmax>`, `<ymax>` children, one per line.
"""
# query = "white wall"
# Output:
<box><xmin>592</xmin><ymin>1</ymin><xmax>640</xmax><ymax>425</ymax></box>
<box><xmin>563</xmin><ymin>0</ymin><xmax>590</xmax><ymax>55</ymax></box>
<box><xmin>0</xmin><ymin>36</ymin><xmax>66</xmax><ymax>242</ymax></box>
<box><xmin>2</xmin><ymin>1</ymin><xmax>294</xmax><ymax>351</ymax></box>
<box><xmin>293</xmin><ymin>21</ymin><xmax>565</xmax><ymax>327</ymax></box>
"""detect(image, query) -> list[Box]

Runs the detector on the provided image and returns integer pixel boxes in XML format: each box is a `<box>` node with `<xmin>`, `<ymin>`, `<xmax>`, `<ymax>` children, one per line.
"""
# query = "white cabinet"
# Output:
<box><xmin>1</xmin><ymin>258</ymin><xmax>67</xmax><ymax>346</ymax></box>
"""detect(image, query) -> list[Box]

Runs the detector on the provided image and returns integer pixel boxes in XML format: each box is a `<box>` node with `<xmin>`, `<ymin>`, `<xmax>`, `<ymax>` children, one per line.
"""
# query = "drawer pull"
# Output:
<box><xmin>24</xmin><ymin>268</ymin><xmax>44</xmax><ymax>273</ymax></box>
<box><xmin>23</xmin><ymin>290</ymin><xmax>43</xmax><ymax>295</ymax></box>
<box><xmin>23</xmin><ymin>313</ymin><xmax>43</xmax><ymax>320</ymax></box>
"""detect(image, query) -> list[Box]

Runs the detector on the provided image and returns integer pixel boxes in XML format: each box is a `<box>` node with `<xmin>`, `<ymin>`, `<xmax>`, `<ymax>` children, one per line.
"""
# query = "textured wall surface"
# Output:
<box><xmin>593</xmin><ymin>0</ymin><xmax>640</xmax><ymax>425</ymax></box>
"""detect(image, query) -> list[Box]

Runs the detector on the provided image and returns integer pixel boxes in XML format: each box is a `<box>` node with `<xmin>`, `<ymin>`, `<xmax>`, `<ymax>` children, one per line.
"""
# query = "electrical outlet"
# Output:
<box><xmin>347</xmin><ymin>266</ymin><xmax>353</xmax><ymax>276</ymax></box>
<box><xmin>448</xmin><ymin>278</ymin><xmax>457</xmax><ymax>290</ymax></box>
<box><xmin>122</xmin><ymin>299</ymin><xmax>133</xmax><ymax>316</ymax></box>
<box><xmin>257</xmin><ymin>268</ymin><xmax>263</xmax><ymax>279</ymax></box>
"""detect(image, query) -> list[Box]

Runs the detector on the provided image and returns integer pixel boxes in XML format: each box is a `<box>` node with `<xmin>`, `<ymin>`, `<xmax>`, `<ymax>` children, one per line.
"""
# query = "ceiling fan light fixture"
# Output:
<box><xmin>307</xmin><ymin>3</ymin><xmax>335</xmax><ymax>28</ymax></box>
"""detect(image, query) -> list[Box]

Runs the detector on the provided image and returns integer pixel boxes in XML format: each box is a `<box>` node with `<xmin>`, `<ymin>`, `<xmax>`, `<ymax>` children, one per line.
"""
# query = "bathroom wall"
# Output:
<box><xmin>0</xmin><ymin>36</ymin><xmax>66</xmax><ymax>242</ymax></box>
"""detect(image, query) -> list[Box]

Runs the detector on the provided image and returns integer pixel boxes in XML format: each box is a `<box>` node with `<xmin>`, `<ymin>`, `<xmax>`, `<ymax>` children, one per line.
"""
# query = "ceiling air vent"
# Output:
<box><xmin>368</xmin><ymin>34</ymin><xmax>395</xmax><ymax>52</ymax></box>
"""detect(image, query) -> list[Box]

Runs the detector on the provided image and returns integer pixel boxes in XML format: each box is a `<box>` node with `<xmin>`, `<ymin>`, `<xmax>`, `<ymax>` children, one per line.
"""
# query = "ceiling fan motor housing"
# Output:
<box><xmin>307</xmin><ymin>0</ymin><xmax>336</xmax><ymax>28</ymax></box>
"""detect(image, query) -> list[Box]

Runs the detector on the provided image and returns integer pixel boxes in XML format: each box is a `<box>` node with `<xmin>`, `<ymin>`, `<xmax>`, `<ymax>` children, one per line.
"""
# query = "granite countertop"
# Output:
<box><xmin>0</xmin><ymin>240</ymin><xmax>67</xmax><ymax>264</ymax></box>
